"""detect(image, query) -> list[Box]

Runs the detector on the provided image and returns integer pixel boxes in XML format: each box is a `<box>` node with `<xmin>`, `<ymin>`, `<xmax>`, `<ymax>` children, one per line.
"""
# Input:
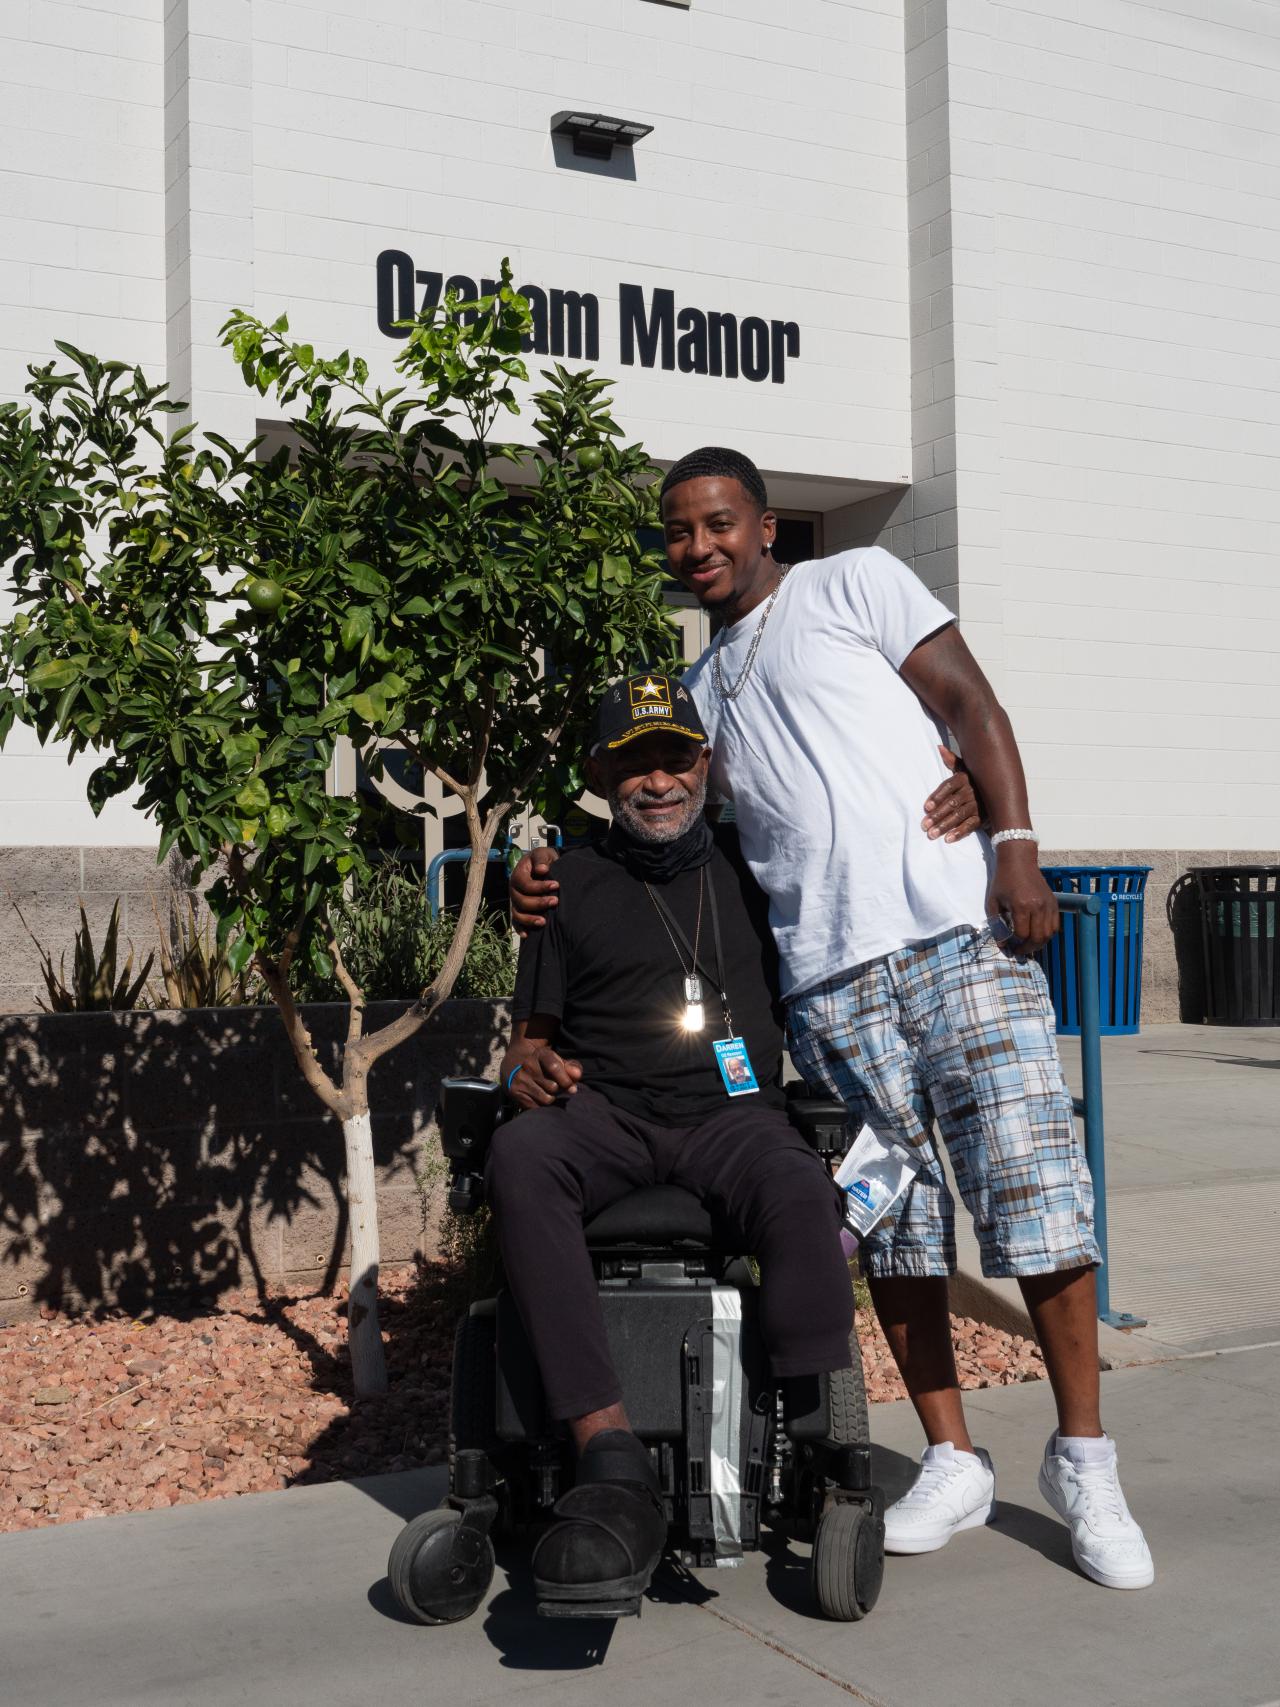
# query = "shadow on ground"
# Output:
<box><xmin>1139</xmin><ymin>1047</ymin><xmax>1280</xmax><ymax>1070</ymax></box>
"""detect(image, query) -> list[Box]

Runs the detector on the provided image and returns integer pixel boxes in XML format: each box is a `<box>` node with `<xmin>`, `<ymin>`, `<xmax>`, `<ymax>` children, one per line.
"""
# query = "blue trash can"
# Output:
<box><xmin>1037</xmin><ymin>867</ymin><xmax>1152</xmax><ymax>1036</ymax></box>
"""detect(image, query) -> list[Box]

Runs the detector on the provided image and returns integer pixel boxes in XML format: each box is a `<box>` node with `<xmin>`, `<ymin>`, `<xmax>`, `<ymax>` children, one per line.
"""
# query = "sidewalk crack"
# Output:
<box><xmin>694</xmin><ymin>1601</ymin><xmax>893</xmax><ymax>1705</ymax></box>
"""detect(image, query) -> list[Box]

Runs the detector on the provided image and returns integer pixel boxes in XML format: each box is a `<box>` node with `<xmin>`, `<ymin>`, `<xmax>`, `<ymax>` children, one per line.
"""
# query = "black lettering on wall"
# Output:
<box><xmin>708</xmin><ymin>311</ymin><xmax>738</xmax><ymax>380</ymax></box>
<box><xmin>416</xmin><ymin>270</ymin><xmax>443</xmax><ymax>314</ymax></box>
<box><xmin>377</xmin><ymin>254</ymin><xmax>803</xmax><ymax>380</ymax></box>
<box><xmin>676</xmin><ymin>306</ymin><xmax>708</xmax><ymax>375</ymax></box>
<box><xmin>619</xmin><ymin>284</ymin><xmax>675</xmax><ymax>369</ymax></box>
<box><xmin>376</xmin><ymin>249</ymin><xmax>415</xmax><ymax>339</ymax></box>
<box><xmin>740</xmin><ymin>317</ymin><xmax>770</xmax><ymax>382</ymax></box>
<box><xmin>771</xmin><ymin>319</ymin><xmax>800</xmax><ymax>385</ymax></box>
<box><xmin>550</xmin><ymin>289</ymin><xmax>600</xmax><ymax>360</ymax></box>
<box><xmin>520</xmin><ymin>284</ymin><xmax>550</xmax><ymax>355</ymax></box>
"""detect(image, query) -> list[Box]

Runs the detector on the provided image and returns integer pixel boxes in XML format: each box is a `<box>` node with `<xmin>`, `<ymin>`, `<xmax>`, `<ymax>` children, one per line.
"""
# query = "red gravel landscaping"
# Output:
<box><xmin>0</xmin><ymin>1265</ymin><xmax>1044</xmax><ymax>1533</ymax></box>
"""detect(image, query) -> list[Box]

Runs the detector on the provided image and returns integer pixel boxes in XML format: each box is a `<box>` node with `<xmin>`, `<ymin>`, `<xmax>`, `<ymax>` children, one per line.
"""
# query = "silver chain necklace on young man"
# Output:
<box><xmin>645</xmin><ymin>867</ymin><xmax>707</xmax><ymax>1031</ymax></box>
<box><xmin>711</xmin><ymin>562</ymin><xmax>792</xmax><ymax>701</ymax></box>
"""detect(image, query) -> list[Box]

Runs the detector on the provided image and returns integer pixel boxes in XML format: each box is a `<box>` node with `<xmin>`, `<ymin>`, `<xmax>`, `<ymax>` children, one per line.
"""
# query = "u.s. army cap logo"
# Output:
<box><xmin>590</xmin><ymin>672</ymin><xmax>709</xmax><ymax>752</ymax></box>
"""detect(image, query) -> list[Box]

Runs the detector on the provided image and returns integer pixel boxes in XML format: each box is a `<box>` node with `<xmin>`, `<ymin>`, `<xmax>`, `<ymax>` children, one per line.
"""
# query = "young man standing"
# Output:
<box><xmin>671</xmin><ymin>447</ymin><xmax>1152</xmax><ymax>1590</ymax></box>
<box><xmin>516</xmin><ymin>448</ymin><xmax>1153</xmax><ymax>1592</ymax></box>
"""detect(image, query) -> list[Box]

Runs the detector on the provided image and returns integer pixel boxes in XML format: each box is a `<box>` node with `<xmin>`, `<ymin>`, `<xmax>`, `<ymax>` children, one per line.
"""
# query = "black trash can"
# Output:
<box><xmin>1195</xmin><ymin>866</ymin><xmax>1280</xmax><ymax>1025</ymax></box>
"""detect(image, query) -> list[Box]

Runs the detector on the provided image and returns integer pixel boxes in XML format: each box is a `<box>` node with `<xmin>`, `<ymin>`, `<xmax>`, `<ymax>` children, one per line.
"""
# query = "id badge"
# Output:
<box><xmin>713</xmin><ymin>1036</ymin><xmax>760</xmax><ymax>1098</ymax></box>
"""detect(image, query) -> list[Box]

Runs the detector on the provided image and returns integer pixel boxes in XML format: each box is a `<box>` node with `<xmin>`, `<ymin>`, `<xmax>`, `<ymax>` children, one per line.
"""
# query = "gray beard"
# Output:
<box><xmin>609</xmin><ymin>775</ymin><xmax>708</xmax><ymax>844</ymax></box>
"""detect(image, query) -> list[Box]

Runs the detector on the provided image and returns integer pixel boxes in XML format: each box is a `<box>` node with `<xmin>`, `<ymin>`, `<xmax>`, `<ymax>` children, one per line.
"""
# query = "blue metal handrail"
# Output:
<box><xmin>1054</xmin><ymin>891</ymin><xmax>1146</xmax><ymax>1330</ymax></box>
<box><xmin>426</xmin><ymin>844</ymin><xmax>514</xmax><ymax>922</ymax></box>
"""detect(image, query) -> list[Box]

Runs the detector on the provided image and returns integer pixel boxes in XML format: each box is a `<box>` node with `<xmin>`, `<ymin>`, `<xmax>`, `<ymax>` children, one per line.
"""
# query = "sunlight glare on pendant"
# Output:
<box><xmin>682</xmin><ymin>1001</ymin><xmax>705</xmax><ymax>1032</ymax></box>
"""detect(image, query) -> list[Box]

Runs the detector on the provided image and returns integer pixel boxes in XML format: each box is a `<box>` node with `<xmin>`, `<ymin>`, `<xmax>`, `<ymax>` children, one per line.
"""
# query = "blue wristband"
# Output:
<box><xmin>506</xmin><ymin>1063</ymin><xmax>523</xmax><ymax>1092</ymax></box>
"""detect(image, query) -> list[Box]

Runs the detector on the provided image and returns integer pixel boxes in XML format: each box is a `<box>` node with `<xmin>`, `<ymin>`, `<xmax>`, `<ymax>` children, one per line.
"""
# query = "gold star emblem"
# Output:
<box><xmin>637</xmin><ymin>677</ymin><xmax>663</xmax><ymax>699</ymax></box>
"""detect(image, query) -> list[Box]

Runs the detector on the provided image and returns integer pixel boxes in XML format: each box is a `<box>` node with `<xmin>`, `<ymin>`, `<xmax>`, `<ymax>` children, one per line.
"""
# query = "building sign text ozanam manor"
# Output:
<box><xmin>376</xmin><ymin>251</ymin><xmax>800</xmax><ymax>386</ymax></box>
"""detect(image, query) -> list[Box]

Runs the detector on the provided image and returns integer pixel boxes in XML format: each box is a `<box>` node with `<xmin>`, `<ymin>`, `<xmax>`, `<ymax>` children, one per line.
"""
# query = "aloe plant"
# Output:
<box><xmin>11</xmin><ymin>897</ymin><xmax>154</xmax><ymax>1012</ymax></box>
<box><xmin>150</xmin><ymin>894</ymin><xmax>265</xmax><ymax>1008</ymax></box>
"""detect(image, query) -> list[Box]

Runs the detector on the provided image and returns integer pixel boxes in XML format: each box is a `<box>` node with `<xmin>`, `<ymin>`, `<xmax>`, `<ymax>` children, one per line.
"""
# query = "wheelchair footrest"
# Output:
<box><xmin>538</xmin><ymin>1596</ymin><xmax>642</xmax><ymax>1620</ymax></box>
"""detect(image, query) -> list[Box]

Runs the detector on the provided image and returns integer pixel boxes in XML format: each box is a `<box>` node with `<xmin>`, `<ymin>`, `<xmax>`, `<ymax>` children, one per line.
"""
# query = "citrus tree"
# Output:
<box><xmin>0</xmin><ymin>268</ymin><xmax>678</xmax><ymax>1392</ymax></box>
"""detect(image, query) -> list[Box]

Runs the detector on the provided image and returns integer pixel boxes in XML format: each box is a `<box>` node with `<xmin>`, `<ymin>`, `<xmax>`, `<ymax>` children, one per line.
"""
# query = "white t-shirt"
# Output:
<box><xmin>684</xmin><ymin>547</ymin><xmax>994</xmax><ymax>1000</ymax></box>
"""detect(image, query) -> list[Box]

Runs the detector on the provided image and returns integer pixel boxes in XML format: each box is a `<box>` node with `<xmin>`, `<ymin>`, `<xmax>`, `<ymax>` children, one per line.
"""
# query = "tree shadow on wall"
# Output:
<box><xmin>0</xmin><ymin>1001</ymin><xmax>510</xmax><ymax>1356</ymax></box>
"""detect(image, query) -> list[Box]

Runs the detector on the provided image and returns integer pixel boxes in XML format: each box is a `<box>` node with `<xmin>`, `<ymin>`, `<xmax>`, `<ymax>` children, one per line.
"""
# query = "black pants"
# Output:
<box><xmin>486</xmin><ymin>1086</ymin><xmax>854</xmax><ymax>1421</ymax></box>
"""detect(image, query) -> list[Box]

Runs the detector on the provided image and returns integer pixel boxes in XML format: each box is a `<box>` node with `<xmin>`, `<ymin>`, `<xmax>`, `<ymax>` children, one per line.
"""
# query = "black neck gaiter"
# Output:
<box><xmin>603</xmin><ymin>816</ymin><xmax>715</xmax><ymax>883</ymax></box>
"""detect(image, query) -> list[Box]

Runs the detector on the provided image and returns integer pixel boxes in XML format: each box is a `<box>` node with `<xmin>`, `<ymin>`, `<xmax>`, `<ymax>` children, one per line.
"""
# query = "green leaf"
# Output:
<box><xmin>339</xmin><ymin>607</ymin><xmax>371</xmax><ymax>652</ymax></box>
<box><xmin>54</xmin><ymin>680</ymin><xmax>82</xmax><ymax>727</ymax></box>
<box><xmin>28</xmin><ymin>659</ymin><xmax>81</xmax><ymax>694</ymax></box>
<box><xmin>345</xmin><ymin>562</ymin><xmax>389</xmax><ymax>596</ymax></box>
<box><xmin>234</xmin><ymin>777</ymin><xmax>271</xmax><ymax>815</ymax></box>
<box><xmin>226</xmin><ymin>935</ymin><xmax>255</xmax><ymax>975</ymax></box>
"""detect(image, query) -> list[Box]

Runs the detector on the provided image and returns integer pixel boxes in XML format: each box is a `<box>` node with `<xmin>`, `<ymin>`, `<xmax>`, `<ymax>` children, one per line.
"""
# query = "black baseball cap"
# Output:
<box><xmin>591</xmin><ymin>672</ymin><xmax>708</xmax><ymax>753</ymax></box>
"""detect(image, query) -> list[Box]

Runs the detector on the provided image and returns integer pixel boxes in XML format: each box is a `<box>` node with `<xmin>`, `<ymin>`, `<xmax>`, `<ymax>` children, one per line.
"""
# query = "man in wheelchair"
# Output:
<box><xmin>389</xmin><ymin>673</ymin><xmax>978</xmax><ymax>1625</ymax></box>
<box><xmin>475</xmin><ymin>673</ymin><xmax>979</xmax><ymax>1619</ymax></box>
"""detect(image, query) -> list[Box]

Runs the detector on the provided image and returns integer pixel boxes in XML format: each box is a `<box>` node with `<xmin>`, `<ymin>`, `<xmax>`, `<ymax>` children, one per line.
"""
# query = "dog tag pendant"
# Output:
<box><xmin>682</xmin><ymin>975</ymin><xmax>705</xmax><ymax>1032</ymax></box>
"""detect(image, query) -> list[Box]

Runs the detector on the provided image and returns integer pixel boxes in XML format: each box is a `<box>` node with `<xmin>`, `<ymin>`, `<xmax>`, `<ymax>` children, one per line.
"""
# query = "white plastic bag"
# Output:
<box><xmin>835</xmin><ymin>1123</ymin><xmax>925</xmax><ymax>1244</ymax></box>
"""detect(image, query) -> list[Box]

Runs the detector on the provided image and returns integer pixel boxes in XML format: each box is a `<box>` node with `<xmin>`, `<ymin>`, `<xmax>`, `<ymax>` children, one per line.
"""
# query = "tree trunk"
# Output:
<box><xmin>342</xmin><ymin>1107</ymin><xmax>387</xmax><ymax>1396</ymax></box>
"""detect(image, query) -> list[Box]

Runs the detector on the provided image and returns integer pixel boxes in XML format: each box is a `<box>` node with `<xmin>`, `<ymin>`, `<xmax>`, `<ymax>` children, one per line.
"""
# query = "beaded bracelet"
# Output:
<box><xmin>990</xmin><ymin>828</ymin><xmax>1039</xmax><ymax>847</ymax></box>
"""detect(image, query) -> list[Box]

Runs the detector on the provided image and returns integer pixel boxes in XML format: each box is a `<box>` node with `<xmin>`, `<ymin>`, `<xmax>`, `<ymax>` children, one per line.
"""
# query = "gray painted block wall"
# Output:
<box><xmin>4</xmin><ymin>842</ymin><xmax>1276</xmax><ymax>1027</ymax></box>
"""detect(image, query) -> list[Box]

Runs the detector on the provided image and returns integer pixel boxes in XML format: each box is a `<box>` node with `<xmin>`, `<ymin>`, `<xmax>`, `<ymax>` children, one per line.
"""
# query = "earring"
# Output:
<box><xmin>764</xmin><ymin>541</ymin><xmax>772</xmax><ymax>553</ymax></box>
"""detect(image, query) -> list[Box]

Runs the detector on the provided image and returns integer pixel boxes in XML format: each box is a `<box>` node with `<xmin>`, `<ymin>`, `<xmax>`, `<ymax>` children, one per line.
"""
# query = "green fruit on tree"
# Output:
<box><xmin>245</xmin><ymin>576</ymin><xmax>284</xmax><ymax>617</ymax></box>
<box><xmin>264</xmin><ymin>804</ymin><xmax>291</xmax><ymax>836</ymax></box>
<box><xmin>575</xmin><ymin>445</ymin><xmax>604</xmax><ymax>472</ymax></box>
<box><xmin>234</xmin><ymin>777</ymin><xmax>271</xmax><ymax>816</ymax></box>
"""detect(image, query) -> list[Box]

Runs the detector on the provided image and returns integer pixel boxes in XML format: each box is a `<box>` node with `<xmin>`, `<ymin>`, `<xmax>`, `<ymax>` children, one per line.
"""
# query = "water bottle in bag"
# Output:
<box><xmin>835</xmin><ymin>1123</ymin><xmax>925</xmax><ymax>1254</ymax></box>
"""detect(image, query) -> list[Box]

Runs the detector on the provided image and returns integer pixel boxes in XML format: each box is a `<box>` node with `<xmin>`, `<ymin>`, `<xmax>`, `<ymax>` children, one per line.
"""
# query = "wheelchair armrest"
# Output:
<box><xmin>785</xmin><ymin>1084</ymin><xmax>850</xmax><ymax>1162</ymax></box>
<box><xmin>438</xmin><ymin>1077</ymin><xmax>505</xmax><ymax>1215</ymax></box>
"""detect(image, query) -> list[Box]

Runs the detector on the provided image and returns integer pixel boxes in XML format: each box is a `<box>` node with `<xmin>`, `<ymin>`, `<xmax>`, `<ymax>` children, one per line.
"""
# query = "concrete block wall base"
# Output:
<box><xmin>0</xmin><ymin>846</ymin><xmax>196</xmax><ymax>1015</ymax></box>
<box><xmin>8</xmin><ymin>845</ymin><xmax>1277</xmax><ymax>1025</ymax></box>
<box><xmin>0</xmin><ymin>998</ymin><xmax>510</xmax><ymax>1323</ymax></box>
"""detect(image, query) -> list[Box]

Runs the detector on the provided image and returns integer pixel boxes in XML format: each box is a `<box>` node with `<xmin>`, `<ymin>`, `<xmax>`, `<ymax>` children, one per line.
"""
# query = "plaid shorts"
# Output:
<box><xmin>786</xmin><ymin>926</ymin><xmax>1100</xmax><ymax>1281</ymax></box>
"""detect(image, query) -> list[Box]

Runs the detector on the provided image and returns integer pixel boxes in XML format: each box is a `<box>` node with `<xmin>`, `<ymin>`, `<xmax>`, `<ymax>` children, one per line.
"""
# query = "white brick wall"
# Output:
<box><xmin>990</xmin><ymin>0</ymin><xmax>1280</xmax><ymax>849</ymax></box>
<box><xmin>0</xmin><ymin>0</ymin><xmax>166</xmax><ymax>399</ymax></box>
<box><xmin>244</xmin><ymin>0</ymin><xmax>912</xmax><ymax>485</ymax></box>
<box><xmin>2</xmin><ymin>0</ymin><xmax>1278</xmax><ymax>854</ymax></box>
<box><xmin>0</xmin><ymin>1</ymin><xmax>167</xmax><ymax>845</ymax></box>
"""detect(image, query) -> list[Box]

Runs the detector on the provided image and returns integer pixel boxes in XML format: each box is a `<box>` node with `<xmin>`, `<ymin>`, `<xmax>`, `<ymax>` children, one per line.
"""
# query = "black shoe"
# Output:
<box><xmin>533</xmin><ymin>1430</ymin><xmax>667</xmax><ymax>1619</ymax></box>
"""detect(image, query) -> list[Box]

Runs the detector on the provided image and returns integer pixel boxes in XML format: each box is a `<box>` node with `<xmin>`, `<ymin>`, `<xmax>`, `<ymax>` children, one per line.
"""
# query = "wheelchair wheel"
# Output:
<box><xmin>828</xmin><ymin>1334</ymin><xmax>870</xmax><ymax>1446</ymax></box>
<box><xmin>812</xmin><ymin>1502</ymin><xmax>884</xmax><ymax>1622</ymax></box>
<box><xmin>388</xmin><ymin>1508</ymin><xmax>495</xmax><ymax>1626</ymax></box>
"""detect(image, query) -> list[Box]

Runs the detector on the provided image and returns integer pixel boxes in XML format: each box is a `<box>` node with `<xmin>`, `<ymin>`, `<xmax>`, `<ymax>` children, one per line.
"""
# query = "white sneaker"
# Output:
<box><xmin>1038</xmin><ymin>1434</ymin><xmax>1155</xmax><ymax>1590</ymax></box>
<box><xmin>883</xmin><ymin>1442</ymin><xmax>996</xmax><ymax>1555</ymax></box>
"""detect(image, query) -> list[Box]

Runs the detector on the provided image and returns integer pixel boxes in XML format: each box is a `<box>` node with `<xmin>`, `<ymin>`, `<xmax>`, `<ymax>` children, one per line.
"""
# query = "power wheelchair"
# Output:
<box><xmin>388</xmin><ymin>1077</ymin><xmax>886</xmax><ymax>1625</ymax></box>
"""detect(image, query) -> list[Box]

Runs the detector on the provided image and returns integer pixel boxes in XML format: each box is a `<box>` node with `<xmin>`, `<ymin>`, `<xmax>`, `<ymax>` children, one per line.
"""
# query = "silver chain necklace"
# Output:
<box><xmin>711</xmin><ymin>563</ymin><xmax>792</xmax><ymax>701</ymax></box>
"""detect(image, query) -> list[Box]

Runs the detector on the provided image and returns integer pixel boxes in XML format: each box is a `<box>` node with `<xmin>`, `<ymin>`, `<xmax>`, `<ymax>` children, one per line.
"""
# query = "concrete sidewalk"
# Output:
<box><xmin>4</xmin><ymin>1019</ymin><xmax>1277</xmax><ymax>1707</ymax></box>
<box><xmin>953</xmin><ymin>1023</ymin><xmax>1280</xmax><ymax>1360</ymax></box>
<box><xmin>3</xmin><ymin>1343</ymin><xmax>1278</xmax><ymax>1707</ymax></box>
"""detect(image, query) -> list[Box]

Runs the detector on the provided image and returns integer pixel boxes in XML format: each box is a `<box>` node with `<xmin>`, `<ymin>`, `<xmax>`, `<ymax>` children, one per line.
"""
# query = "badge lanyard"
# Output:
<box><xmin>646</xmin><ymin>869</ymin><xmax>759</xmax><ymax>1097</ymax></box>
<box><xmin>645</xmin><ymin>867</ymin><xmax>735</xmax><ymax>1039</ymax></box>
